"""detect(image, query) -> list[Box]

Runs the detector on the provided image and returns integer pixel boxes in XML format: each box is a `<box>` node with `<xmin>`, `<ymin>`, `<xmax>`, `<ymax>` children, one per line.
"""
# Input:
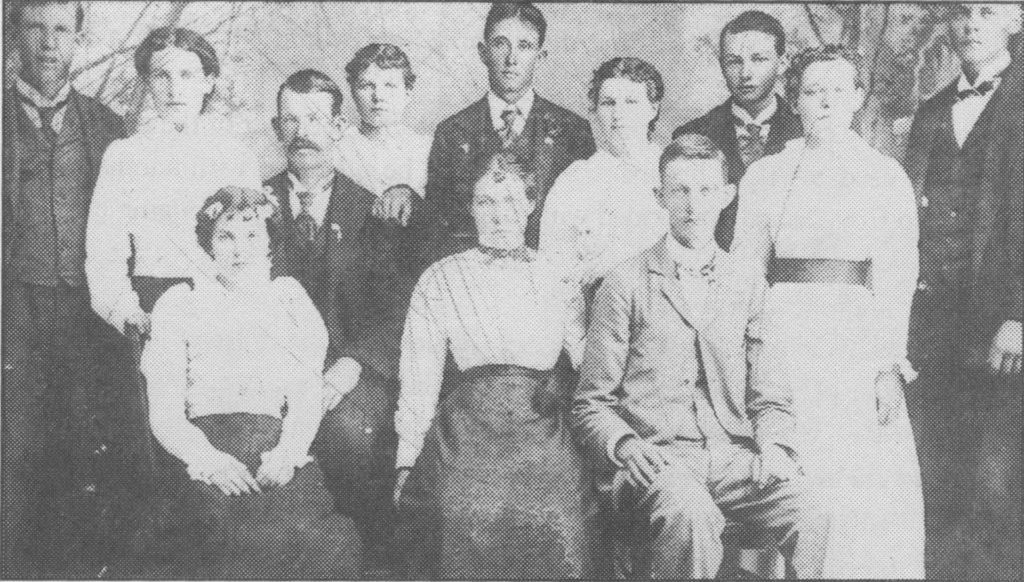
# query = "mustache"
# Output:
<box><xmin>287</xmin><ymin>137</ymin><xmax>321</xmax><ymax>152</ymax></box>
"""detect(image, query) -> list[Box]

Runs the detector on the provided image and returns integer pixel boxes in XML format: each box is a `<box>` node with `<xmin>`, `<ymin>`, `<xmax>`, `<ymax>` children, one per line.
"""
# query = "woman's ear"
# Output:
<box><xmin>718</xmin><ymin>183</ymin><xmax>738</xmax><ymax>211</ymax></box>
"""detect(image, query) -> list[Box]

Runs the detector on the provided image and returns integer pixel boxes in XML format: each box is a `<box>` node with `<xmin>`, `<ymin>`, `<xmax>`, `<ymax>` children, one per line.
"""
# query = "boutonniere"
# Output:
<box><xmin>331</xmin><ymin>223</ymin><xmax>342</xmax><ymax>240</ymax></box>
<box><xmin>542</xmin><ymin>112</ymin><xmax>563</xmax><ymax>146</ymax></box>
<box><xmin>461</xmin><ymin>142</ymin><xmax>469</xmax><ymax>154</ymax></box>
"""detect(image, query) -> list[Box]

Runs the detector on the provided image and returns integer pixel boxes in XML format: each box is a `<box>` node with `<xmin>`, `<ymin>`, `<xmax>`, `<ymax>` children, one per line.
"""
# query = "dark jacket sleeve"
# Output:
<box><xmin>417</xmin><ymin>119</ymin><xmax>456</xmax><ymax>267</ymax></box>
<box><xmin>567</xmin><ymin>114</ymin><xmax>596</xmax><ymax>161</ymax></box>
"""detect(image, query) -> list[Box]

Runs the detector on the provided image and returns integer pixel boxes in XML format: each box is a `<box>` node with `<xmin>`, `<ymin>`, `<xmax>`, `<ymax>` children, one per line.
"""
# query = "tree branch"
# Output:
<box><xmin>804</xmin><ymin>5</ymin><xmax>826</xmax><ymax>45</ymax></box>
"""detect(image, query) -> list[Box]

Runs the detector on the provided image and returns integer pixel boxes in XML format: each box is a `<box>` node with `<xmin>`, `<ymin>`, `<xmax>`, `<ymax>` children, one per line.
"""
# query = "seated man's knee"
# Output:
<box><xmin>643</xmin><ymin>477</ymin><xmax>724</xmax><ymax>539</ymax></box>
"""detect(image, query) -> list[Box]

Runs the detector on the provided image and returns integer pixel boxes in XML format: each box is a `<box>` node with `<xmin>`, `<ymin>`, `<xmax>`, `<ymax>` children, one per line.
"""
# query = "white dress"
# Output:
<box><xmin>734</xmin><ymin>135</ymin><xmax>925</xmax><ymax>578</ymax></box>
<box><xmin>538</xmin><ymin>144</ymin><xmax>669</xmax><ymax>284</ymax></box>
<box><xmin>332</xmin><ymin>124</ymin><xmax>431</xmax><ymax>197</ymax></box>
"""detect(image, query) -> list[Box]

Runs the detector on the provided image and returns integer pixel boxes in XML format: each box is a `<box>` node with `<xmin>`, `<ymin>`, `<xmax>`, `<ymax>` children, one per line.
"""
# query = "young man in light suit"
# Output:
<box><xmin>419</xmin><ymin>2</ymin><xmax>594</xmax><ymax>263</ymax></box>
<box><xmin>572</xmin><ymin>135</ymin><xmax>827</xmax><ymax>579</ymax></box>
<box><xmin>904</xmin><ymin>5</ymin><xmax>1022</xmax><ymax>577</ymax></box>
<box><xmin>672</xmin><ymin>11</ymin><xmax>801</xmax><ymax>250</ymax></box>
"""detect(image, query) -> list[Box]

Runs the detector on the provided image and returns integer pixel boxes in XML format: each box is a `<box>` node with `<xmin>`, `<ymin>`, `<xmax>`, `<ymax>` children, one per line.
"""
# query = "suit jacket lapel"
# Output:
<box><xmin>649</xmin><ymin>239</ymin><xmax>701</xmax><ymax>332</ymax></box>
<box><xmin>711</xmin><ymin>102</ymin><xmax>744</xmax><ymax>183</ymax></box>
<box><xmin>764</xmin><ymin>96</ymin><xmax>800</xmax><ymax>153</ymax></box>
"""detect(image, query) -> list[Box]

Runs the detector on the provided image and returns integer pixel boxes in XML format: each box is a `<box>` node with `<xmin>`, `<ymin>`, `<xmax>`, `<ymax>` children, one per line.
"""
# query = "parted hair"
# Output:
<box><xmin>784</xmin><ymin>44</ymin><xmax>865</xmax><ymax>105</ymax></box>
<box><xmin>134</xmin><ymin>26</ymin><xmax>220</xmax><ymax>78</ymax></box>
<box><xmin>345</xmin><ymin>43</ymin><xmax>417</xmax><ymax>90</ymax></box>
<box><xmin>195</xmin><ymin>187</ymin><xmax>281</xmax><ymax>256</ymax></box>
<box><xmin>471</xmin><ymin>151</ymin><xmax>538</xmax><ymax>202</ymax></box>
<box><xmin>9</xmin><ymin>0</ymin><xmax>84</xmax><ymax>31</ymax></box>
<box><xmin>720</xmin><ymin>10</ymin><xmax>787</xmax><ymax>56</ymax></box>
<box><xmin>484</xmin><ymin>2</ymin><xmax>547</xmax><ymax>47</ymax></box>
<box><xmin>277</xmin><ymin>68</ymin><xmax>345</xmax><ymax>117</ymax></box>
<box><xmin>588</xmin><ymin>57</ymin><xmax>665</xmax><ymax>138</ymax></box>
<box><xmin>659</xmin><ymin>134</ymin><xmax>729</xmax><ymax>183</ymax></box>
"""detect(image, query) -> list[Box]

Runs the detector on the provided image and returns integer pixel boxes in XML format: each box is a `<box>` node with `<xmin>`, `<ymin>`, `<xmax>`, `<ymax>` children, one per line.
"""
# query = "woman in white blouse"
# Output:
<box><xmin>539</xmin><ymin>57</ymin><xmax>669</xmax><ymax>292</ymax></box>
<box><xmin>391</xmin><ymin>153</ymin><xmax>595</xmax><ymax>579</ymax></box>
<box><xmin>334</xmin><ymin>43</ymin><xmax>431</xmax><ymax>227</ymax></box>
<box><xmin>86</xmin><ymin>27</ymin><xmax>261</xmax><ymax>337</ymax></box>
<box><xmin>140</xmin><ymin>187</ymin><xmax>360</xmax><ymax>578</ymax></box>
<box><xmin>732</xmin><ymin>46</ymin><xmax>924</xmax><ymax>578</ymax></box>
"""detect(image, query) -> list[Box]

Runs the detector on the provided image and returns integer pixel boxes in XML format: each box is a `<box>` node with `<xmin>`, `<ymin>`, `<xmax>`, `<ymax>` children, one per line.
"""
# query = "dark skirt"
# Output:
<box><xmin>400</xmin><ymin>364</ymin><xmax>598</xmax><ymax>580</ymax></box>
<box><xmin>140</xmin><ymin>413</ymin><xmax>362</xmax><ymax>579</ymax></box>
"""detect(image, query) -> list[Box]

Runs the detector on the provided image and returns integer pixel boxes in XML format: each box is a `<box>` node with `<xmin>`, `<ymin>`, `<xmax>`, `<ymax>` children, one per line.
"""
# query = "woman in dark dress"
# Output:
<box><xmin>392</xmin><ymin>153</ymin><xmax>596</xmax><ymax>579</ymax></box>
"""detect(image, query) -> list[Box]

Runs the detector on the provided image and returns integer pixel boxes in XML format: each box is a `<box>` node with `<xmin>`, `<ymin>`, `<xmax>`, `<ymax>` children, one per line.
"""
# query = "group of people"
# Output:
<box><xmin>2</xmin><ymin>0</ymin><xmax>1021</xmax><ymax>580</ymax></box>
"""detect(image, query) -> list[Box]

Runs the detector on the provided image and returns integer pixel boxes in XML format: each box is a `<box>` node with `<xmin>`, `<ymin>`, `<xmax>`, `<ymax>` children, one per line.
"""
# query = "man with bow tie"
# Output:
<box><xmin>671</xmin><ymin>11</ymin><xmax>802</xmax><ymax>250</ymax></box>
<box><xmin>2</xmin><ymin>1</ymin><xmax>126</xmax><ymax>576</ymax></box>
<box><xmin>903</xmin><ymin>4</ymin><xmax>1022</xmax><ymax>577</ymax></box>
<box><xmin>418</xmin><ymin>2</ymin><xmax>594</xmax><ymax>265</ymax></box>
<box><xmin>572</xmin><ymin>135</ymin><xmax>827</xmax><ymax>579</ymax></box>
<box><xmin>264</xmin><ymin>69</ymin><xmax>417</xmax><ymax>551</ymax></box>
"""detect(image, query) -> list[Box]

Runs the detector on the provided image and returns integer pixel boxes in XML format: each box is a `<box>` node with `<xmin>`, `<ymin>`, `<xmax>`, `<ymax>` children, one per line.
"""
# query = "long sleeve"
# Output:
<box><xmin>538</xmin><ymin>164</ymin><xmax>582</xmax><ymax>276</ymax></box>
<box><xmin>871</xmin><ymin>158</ymin><xmax>920</xmax><ymax>373</ymax></box>
<box><xmin>86</xmin><ymin>141</ymin><xmax>140</xmax><ymax>333</ymax></box>
<box><xmin>394</xmin><ymin>268</ymin><xmax>449</xmax><ymax>468</ymax></box>
<box><xmin>730</xmin><ymin>159</ymin><xmax>775</xmax><ymax>283</ymax></box>
<box><xmin>141</xmin><ymin>284</ymin><xmax>224</xmax><ymax>474</ymax></box>
<box><xmin>571</xmin><ymin>273</ymin><xmax>638</xmax><ymax>469</ymax></box>
<box><xmin>274</xmin><ymin>278</ymin><xmax>330</xmax><ymax>463</ymax></box>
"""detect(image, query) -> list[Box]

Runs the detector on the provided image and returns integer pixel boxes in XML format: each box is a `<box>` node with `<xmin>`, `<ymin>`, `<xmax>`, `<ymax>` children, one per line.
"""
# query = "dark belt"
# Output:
<box><xmin>460</xmin><ymin>364</ymin><xmax>552</xmax><ymax>382</ymax></box>
<box><xmin>768</xmin><ymin>257</ymin><xmax>871</xmax><ymax>288</ymax></box>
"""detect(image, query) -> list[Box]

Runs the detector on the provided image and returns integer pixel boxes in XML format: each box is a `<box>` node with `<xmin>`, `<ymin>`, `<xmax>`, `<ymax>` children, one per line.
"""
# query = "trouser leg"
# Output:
<box><xmin>709</xmin><ymin>442</ymin><xmax>829</xmax><ymax>579</ymax></box>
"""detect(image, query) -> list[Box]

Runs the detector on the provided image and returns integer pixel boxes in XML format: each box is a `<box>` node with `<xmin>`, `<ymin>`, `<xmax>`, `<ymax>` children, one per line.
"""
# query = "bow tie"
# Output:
<box><xmin>478</xmin><ymin>245</ymin><xmax>532</xmax><ymax>262</ymax></box>
<box><xmin>957</xmin><ymin>79</ymin><xmax>997</xmax><ymax>101</ymax></box>
<box><xmin>676</xmin><ymin>253</ymin><xmax>717</xmax><ymax>282</ymax></box>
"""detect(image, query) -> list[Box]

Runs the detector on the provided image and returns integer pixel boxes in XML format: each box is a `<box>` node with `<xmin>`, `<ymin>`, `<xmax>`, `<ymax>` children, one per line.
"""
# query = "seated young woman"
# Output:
<box><xmin>139</xmin><ymin>186</ymin><xmax>361</xmax><ymax>578</ymax></box>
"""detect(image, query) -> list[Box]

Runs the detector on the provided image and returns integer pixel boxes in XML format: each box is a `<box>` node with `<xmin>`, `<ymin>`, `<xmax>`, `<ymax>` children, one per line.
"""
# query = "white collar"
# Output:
<box><xmin>731</xmin><ymin>97</ymin><xmax>778</xmax><ymax>127</ymax></box>
<box><xmin>665</xmin><ymin>234</ymin><xmax>717</xmax><ymax>273</ymax></box>
<box><xmin>957</xmin><ymin>50</ymin><xmax>1012</xmax><ymax>93</ymax></box>
<box><xmin>288</xmin><ymin>171</ymin><xmax>334</xmax><ymax>196</ymax></box>
<box><xmin>487</xmin><ymin>89</ymin><xmax>536</xmax><ymax>129</ymax></box>
<box><xmin>287</xmin><ymin>171</ymin><xmax>333</xmax><ymax>225</ymax></box>
<box><xmin>17</xmin><ymin>76</ymin><xmax>71</xmax><ymax>108</ymax></box>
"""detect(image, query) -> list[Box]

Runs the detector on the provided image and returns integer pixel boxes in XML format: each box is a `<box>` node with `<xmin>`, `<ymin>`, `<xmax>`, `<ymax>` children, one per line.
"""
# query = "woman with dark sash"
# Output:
<box><xmin>732</xmin><ymin>45</ymin><xmax>924</xmax><ymax>578</ymax></box>
<box><xmin>392</xmin><ymin>152</ymin><xmax>595</xmax><ymax>579</ymax></box>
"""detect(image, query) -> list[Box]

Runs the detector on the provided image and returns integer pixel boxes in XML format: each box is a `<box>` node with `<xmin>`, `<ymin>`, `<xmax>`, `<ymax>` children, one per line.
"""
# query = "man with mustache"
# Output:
<box><xmin>671</xmin><ymin>11</ymin><xmax>801</xmax><ymax>250</ymax></box>
<box><xmin>904</xmin><ymin>4</ymin><xmax>1022</xmax><ymax>577</ymax></box>
<box><xmin>2</xmin><ymin>1</ymin><xmax>126</xmax><ymax>576</ymax></box>
<box><xmin>419</xmin><ymin>2</ymin><xmax>595</xmax><ymax>264</ymax></box>
<box><xmin>264</xmin><ymin>69</ymin><xmax>415</xmax><ymax>555</ymax></box>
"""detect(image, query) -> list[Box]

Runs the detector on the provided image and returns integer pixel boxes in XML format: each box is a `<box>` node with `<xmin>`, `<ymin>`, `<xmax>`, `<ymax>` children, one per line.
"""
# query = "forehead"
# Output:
<box><xmin>801</xmin><ymin>59</ymin><xmax>858</xmax><ymax>85</ymax></box>
<box><xmin>662</xmin><ymin>158</ymin><xmax>726</xmax><ymax>186</ymax></box>
<box><xmin>954</xmin><ymin>3</ymin><xmax>1018</xmax><ymax>17</ymax></box>
<box><xmin>487</xmin><ymin>17</ymin><xmax>540</xmax><ymax>42</ymax></box>
<box><xmin>19</xmin><ymin>2</ymin><xmax>77</xmax><ymax>27</ymax></box>
<box><xmin>149</xmin><ymin>46</ymin><xmax>204</xmax><ymax>73</ymax></box>
<box><xmin>599</xmin><ymin>77</ymin><xmax>649</xmax><ymax>98</ymax></box>
<box><xmin>214</xmin><ymin>210</ymin><xmax>264</xmax><ymax>233</ymax></box>
<box><xmin>356</xmin><ymin>64</ymin><xmax>404</xmax><ymax>82</ymax></box>
<box><xmin>473</xmin><ymin>173</ymin><xmax>528</xmax><ymax>200</ymax></box>
<box><xmin>279</xmin><ymin>88</ymin><xmax>334</xmax><ymax>115</ymax></box>
<box><xmin>722</xmin><ymin>30</ymin><xmax>777</xmax><ymax>55</ymax></box>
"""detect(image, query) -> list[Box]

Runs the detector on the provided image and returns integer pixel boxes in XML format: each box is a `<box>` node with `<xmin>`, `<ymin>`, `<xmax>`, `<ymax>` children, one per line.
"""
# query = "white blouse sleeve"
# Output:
<box><xmin>730</xmin><ymin>159</ymin><xmax>775</xmax><ymax>278</ymax></box>
<box><xmin>274</xmin><ymin>278</ymin><xmax>330</xmax><ymax>463</ymax></box>
<box><xmin>394</xmin><ymin>267</ymin><xmax>450</xmax><ymax>468</ymax></box>
<box><xmin>141</xmin><ymin>284</ymin><xmax>225</xmax><ymax>477</ymax></box>
<box><xmin>538</xmin><ymin>162</ymin><xmax>583</xmax><ymax>276</ymax></box>
<box><xmin>871</xmin><ymin>158</ymin><xmax>920</xmax><ymax>376</ymax></box>
<box><xmin>85</xmin><ymin>141</ymin><xmax>141</xmax><ymax>333</ymax></box>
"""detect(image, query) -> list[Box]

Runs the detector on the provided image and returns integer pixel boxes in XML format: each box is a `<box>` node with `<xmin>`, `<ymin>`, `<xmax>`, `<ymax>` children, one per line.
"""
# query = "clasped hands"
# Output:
<box><xmin>613</xmin><ymin>435</ymin><xmax>801</xmax><ymax>490</ymax></box>
<box><xmin>197</xmin><ymin>446</ymin><xmax>302</xmax><ymax>496</ymax></box>
<box><xmin>372</xmin><ymin>184</ymin><xmax>417</xmax><ymax>226</ymax></box>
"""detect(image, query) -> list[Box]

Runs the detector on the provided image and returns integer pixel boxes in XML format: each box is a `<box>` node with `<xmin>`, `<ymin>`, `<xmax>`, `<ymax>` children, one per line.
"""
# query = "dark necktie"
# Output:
<box><xmin>478</xmin><ymin>244</ymin><xmax>532</xmax><ymax>262</ymax></box>
<box><xmin>19</xmin><ymin>94</ymin><xmax>66</xmax><ymax>145</ymax></box>
<box><xmin>736</xmin><ymin>120</ymin><xmax>766</xmax><ymax>167</ymax></box>
<box><xmin>500</xmin><ymin>107</ymin><xmax>521</xmax><ymax>147</ymax></box>
<box><xmin>294</xmin><ymin>191</ymin><xmax>318</xmax><ymax>243</ymax></box>
<box><xmin>957</xmin><ymin>79</ymin><xmax>996</xmax><ymax>101</ymax></box>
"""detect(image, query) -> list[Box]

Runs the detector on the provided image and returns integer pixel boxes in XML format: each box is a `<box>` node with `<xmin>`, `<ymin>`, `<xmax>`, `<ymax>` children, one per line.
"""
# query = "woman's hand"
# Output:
<box><xmin>374</xmin><ymin>185</ymin><xmax>417</xmax><ymax>226</ymax></box>
<box><xmin>754</xmin><ymin>444</ymin><xmax>801</xmax><ymax>490</ymax></box>
<box><xmin>988</xmin><ymin>320</ymin><xmax>1022</xmax><ymax>376</ymax></box>
<box><xmin>124</xmin><ymin>308</ymin><xmax>152</xmax><ymax>338</ymax></box>
<box><xmin>323</xmin><ymin>358</ymin><xmax>362</xmax><ymax>413</ymax></box>
<box><xmin>256</xmin><ymin>448</ymin><xmax>299</xmax><ymax>489</ymax></box>
<box><xmin>875</xmin><ymin>370</ymin><xmax>905</xmax><ymax>426</ymax></box>
<box><xmin>202</xmin><ymin>452</ymin><xmax>262</xmax><ymax>496</ymax></box>
<box><xmin>393</xmin><ymin>468</ymin><xmax>412</xmax><ymax>507</ymax></box>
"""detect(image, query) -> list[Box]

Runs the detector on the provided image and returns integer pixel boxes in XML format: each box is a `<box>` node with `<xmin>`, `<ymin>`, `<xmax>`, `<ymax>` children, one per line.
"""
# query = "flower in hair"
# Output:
<box><xmin>204</xmin><ymin>201</ymin><xmax>224</xmax><ymax>220</ymax></box>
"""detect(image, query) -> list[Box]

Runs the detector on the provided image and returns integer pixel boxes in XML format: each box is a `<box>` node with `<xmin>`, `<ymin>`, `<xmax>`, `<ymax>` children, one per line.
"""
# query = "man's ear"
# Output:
<box><xmin>477</xmin><ymin>41</ymin><xmax>489</xmax><ymax>66</ymax></box>
<box><xmin>271</xmin><ymin>117</ymin><xmax>283</xmax><ymax>141</ymax></box>
<box><xmin>654</xmin><ymin>186</ymin><xmax>668</xmax><ymax>210</ymax></box>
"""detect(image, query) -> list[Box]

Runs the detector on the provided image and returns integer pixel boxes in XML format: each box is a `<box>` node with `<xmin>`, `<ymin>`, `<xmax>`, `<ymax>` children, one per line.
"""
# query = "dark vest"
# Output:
<box><xmin>918</xmin><ymin>102</ymin><xmax>994</xmax><ymax>294</ymax></box>
<box><xmin>275</xmin><ymin>212</ymin><xmax>334</xmax><ymax>320</ymax></box>
<box><xmin>10</xmin><ymin>101</ymin><xmax>92</xmax><ymax>287</ymax></box>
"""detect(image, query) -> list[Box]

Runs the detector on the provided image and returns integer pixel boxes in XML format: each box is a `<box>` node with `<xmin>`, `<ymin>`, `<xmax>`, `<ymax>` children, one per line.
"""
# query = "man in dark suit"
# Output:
<box><xmin>265</xmin><ymin>69</ymin><xmax>417</xmax><ymax>549</ymax></box>
<box><xmin>672</xmin><ymin>11</ymin><xmax>802</xmax><ymax>250</ymax></box>
<box><xmin>904</xmin><ymin>5</ymin><xmax>1022</xmax><ymax>577</ymax></box>
<box><xmin>420</xmin><ymin>2</ymin><xmax>594</xmax><ymax>262</ymax></box>
<box><xmin>1</xmin><ymin>1</ymin><xmax>127</xmax><ymax>577</ymax></box>
<box><xmin>572</xmin><ymin>136</ymin><xmax>827</xmax><ymax>579</ymax></box>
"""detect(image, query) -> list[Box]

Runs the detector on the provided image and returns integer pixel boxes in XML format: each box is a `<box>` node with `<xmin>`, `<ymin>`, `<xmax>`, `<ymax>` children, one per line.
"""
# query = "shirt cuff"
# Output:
<box><xmin>606</xmin><ymin>429</ymin><xmax>639</xmax><ymax>468</ymax></box>
<box><xmin>395</xmin><ymin>440</ymin><xmax>422</xmax><ymax>470</ymax></box>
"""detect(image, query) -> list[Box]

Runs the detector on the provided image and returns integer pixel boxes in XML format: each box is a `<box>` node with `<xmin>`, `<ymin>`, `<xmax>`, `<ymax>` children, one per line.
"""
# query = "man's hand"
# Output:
<box><xmin>124</xmin><ymin>308</ymin><xmax>151</xmax><ymax>338</ymax></box>
<box><xmin>373</xmin><ymin>185</ymin><xmax>417</xmax><ymax>226</ymax></box>
<box><xmin>393</xmin><ymin>467</ymin><xmax>412</xmax><ymax>507</ymax></box>
<box><xmin>875</xmin><ymin>370</ymin><xmax>905</xmax><ymax>426</ymax></box>
<box><xmin>988</xmin><ymin>320</ymin><xmax>1022</xmax><ymax>376</ymax></box>
<box><xmin>323</xmin><ymin>358</ymin><xmax>362</xmax><ymax>413</ymax></box>
<box><xmin>754</xmin><ymin>444</ymin><xmax>801</xmax><ymax>490</ymax></box>
<box><xmin>615</xmin><ymin>436</ymin><xmax>671</xmax><ymax>488</ymax></box>
<box><xmin>205</xmin><ymin>452</ymin><xmax>262</xmax><ymax>496</ymax></box>
<box><xmin>256</xmin><ymin>448</ymin><xmax>298</xmax><ymax>488</ymax></box>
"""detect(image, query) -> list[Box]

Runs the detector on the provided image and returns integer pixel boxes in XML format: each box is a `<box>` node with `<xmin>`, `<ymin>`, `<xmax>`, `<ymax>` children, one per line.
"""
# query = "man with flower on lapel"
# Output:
<box><xmin>419</xmin><ymin>2</ymin><xmax>595</xmax><ymax>263</ymax></box>
<box><xmin>264</xmin><ymin>69</ymin><xmax>415</xmax><ymax>550</ymax></box>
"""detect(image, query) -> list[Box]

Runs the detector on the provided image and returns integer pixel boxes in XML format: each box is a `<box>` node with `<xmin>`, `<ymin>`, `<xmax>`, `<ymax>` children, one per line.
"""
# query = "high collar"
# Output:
<box><xmin>730</xmin><ymin>95</ymin><xmax>779</xmax><ymax>127</ymax></box>
<box><xmin>665</xmin><ymin>234</ymin><xmax>717</xmax><ymax>273</ymax></box>
<box><xmin>958</xmin><ymin>50</ymin><xmax>1012</xmax><ymax>92</ymax></box>
<box><xmin>288</xmin><ymin>170</ymin><xmax>334</xmax><ymax>196</ymax></box>
<box><xmin>16</xmin><ymin>76</ymin><xmax>71</xmax><ymax>108</ymax></box>
<box><xmin>487</xmin><ymin>88</ymin><xmax>536</xmax><ymax>129</ymax></box>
